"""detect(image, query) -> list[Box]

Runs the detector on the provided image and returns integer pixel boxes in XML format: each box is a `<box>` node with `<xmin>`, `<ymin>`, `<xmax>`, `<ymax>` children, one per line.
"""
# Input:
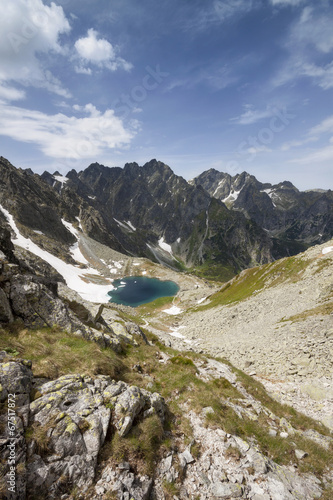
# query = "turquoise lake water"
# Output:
<box><xmin>108</xmin><ymin>276</ymin><xmax>179</xmax><ymax>307</ymax></box>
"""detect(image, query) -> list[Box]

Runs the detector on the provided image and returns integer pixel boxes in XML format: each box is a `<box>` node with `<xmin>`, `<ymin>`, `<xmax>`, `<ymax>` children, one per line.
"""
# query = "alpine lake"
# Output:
<box><xmin>108</xmin><ymin>276</ymin><xmax>179</xmax><ymax>307</ymax></box>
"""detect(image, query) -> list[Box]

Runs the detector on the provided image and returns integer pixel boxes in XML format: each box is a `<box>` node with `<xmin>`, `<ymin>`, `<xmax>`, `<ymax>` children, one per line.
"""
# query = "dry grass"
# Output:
<box><xmin>0</xmin><ymin>325</ymin><xmax>124</xmax><ymax>380</ymax></box>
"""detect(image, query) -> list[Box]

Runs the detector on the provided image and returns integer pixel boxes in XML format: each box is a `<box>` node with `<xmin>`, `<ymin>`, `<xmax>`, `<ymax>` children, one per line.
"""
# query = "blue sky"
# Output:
<box><xmin>0</xmin><ymin>0</ymin><xmax>333</xmax><ymax>190</ymax></box>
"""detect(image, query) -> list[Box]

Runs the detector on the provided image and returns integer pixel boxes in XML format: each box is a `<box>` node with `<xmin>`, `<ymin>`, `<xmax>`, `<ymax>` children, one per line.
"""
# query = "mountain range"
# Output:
<box><xmin>0</xmin><ymin>155</ymin><xmax>333</xmax><ymax>499</ymax></box>
<box><xmin>0</xmin><ymin>156</ymin><xmax>332</xmax><ymax>282</ymax></box>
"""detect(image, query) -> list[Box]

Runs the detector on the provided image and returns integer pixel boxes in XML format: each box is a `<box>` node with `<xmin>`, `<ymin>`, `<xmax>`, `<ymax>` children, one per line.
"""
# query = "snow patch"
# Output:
<box><xmin>75</xmin><ymin>216</ymin><xmax>83</xmax><ymax>230</ymax></box>
<box><xmin>261</xmin><ymin>188</ymin><xmax>278</xmax><ymax>207</ymax></box>
<box><xmin>126</xmin><ymin>221</ymin><xmax>136</xmax><ymax>231</ymax></box>
<box><xmin>322</xmin><ymin>246</ymin><xmax>333</xmax><ymax>255</ymax></box>
<box><xmin>168</xmin><ymin>326</ymin><xmax>191</xmax><ymax>344</ymax></box>
<box><xmin>0</xmin><ymin>204</ymin><xmax>113</xmax><ymax>303</ymax></box>
<box><xmin>163</xmin><ymin>305</ymin><xmax>183</xmax><ymax>315</ymax></box>
<box><xmin>213</xmin><ymin>179</ymin><xmax>226</xmax><ymax>197</ymax></box>
<box><xmin>114</xmin><ymin>218</ymin><xmax>136</xmax><ymax>232</ymax></box>
<box><xmin>61</xmin><ymin>219</ymin><xmax>79</xmax><ymax>238</ymax></box>
<box><xmin>197</xmin><ymin>297</ymin><xmax>207</xmax><ymax>304</ymax></box>
<box><xmin>108</xmin><ymin>260</ymin><xmax>123</xmax><ymax>274</ymax></box>
<box><xmin>69</xmin><ymin>242</ymin><xmax>89</xmax><ymax>265</ymax></box>
<box><xmin>33</xmin><ymin>230</ymin><xmax>44</xmax><ymax>235</ymax></box>
<box><xmin>222</xmin><ymin>188</ymin><xmax>241</xmax><ymax>204</ymax></box>
<box><xmin>158</xmin><ymin>237</ymin><xmax>173</xmax><ymax>254</ymax></box>
<box><xmin>113</xmin><ymin>218</ymin><xmax>129</xmax><ymax>230</ymax></box>
<box><xmin>54</xmin><ymin>175</ymin><xmax>68</xmax><ymax>186</ymax></box>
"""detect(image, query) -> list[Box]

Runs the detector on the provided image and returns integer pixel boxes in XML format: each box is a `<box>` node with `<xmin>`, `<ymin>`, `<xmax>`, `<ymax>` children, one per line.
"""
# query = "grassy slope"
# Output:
<box><xmin>1</xmin><ymin>322</ymin><xmax>332</xmax><ymax>494</ymax></box>
<box><xmin>194</xmin><ymin>253</ymin><xmax>312</xmax><ymax>312</ymax></box>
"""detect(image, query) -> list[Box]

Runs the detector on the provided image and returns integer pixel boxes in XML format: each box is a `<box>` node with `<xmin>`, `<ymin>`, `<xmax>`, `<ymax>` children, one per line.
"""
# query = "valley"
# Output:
<box><xmin>0</xmin><ymin>156</ymin><xmax>333</xmax><ymax>499</ymax></box>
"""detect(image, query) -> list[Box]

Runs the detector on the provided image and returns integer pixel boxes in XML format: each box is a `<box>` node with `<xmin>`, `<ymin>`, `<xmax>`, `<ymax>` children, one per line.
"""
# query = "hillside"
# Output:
<box><xmin>1</xmin><ymin>232</ymin><xmax>333</xmax><ymax>499</ymax></box>
<box><xmin>0</xmin><ymin>156</ymin><xmax>333</xmax><ymax>499</ymax></box>
<box><xmin>141</xmin><ymin>240</ymin><xmax>333</xmax><ymax>432</ymax></box>
<box><xmin>191</xmin><ymin>169</ymin><xmax>333</xmax><ymax>258</ymax></box>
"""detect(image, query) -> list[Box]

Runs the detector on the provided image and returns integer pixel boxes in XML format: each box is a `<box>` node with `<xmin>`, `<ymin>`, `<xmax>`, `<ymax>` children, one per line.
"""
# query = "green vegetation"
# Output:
<box><xmin>1</xmin><ymin>318</ymin><xmax>332</xmax><ymax>490</ymax></box>
<box><xmin>136</xmin><ymin>295</ymin><xmax>174</xmax><ymax>315</ymax></box>
<box><xmin>196</xmin><ymin>255</ymin><xmax>311</xmax><ymax>311</ymax></box>
<box><xmin>192</xmin><ymin>260</ymin><xmax>235</xmax><ymax>282</ymax></box>
<box><xmin>282</xmin><ymin>301</ymin><xmax>333</xmax><ymax>323</ymax></box>
<box><xmin>0</xmin><ymin>324</ymin><xmax>123</xmax><ymax>380</ymax></box>
<box><xmin>103</xmin><ymin>414</ymin><xmax>164</xmax><ymax>475</ymax></box>
<box><xmin>229</xmin><ymin>363</ymin><xmax>331</xmax><ymax>437</ymax></box>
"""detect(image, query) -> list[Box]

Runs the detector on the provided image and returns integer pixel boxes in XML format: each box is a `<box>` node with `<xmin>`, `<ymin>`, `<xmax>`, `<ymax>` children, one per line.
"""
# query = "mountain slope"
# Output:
<box><xmin>0</xmin><ymin>239</ymin><xmax>332</xmax><ymax>499</ymax></box>
<box><xmin>0</xmin><ymin>157</ymin><xmax>273</xmax><ymax>282</ymax></box>
<box><xmin>144</xmin><ymin>239</ymin><xmax>333</xmax><ymax>431</ymax></box>
<box><xmin>191</xmin><ymin>169</ymin><xmax>333</xmax><ymax>257</ymax></box>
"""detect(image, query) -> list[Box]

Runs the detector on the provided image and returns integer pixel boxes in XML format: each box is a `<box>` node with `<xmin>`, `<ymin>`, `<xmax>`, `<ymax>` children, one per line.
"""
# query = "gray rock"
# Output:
<box><xmin>295</xmin><ymin>449</ymin><xmax>308</xmax><ymax>460</ymax></box>
<box><xmin>0</xmin><ymin>287</ymin><xmax>14</xmax><ymax>322</ymax></box>
<box><xmin>210</xmin><ymin>481</ymin><xmax>243</xmax><ymax>498</ymax></box>
<box><xmin>112</xmin><ymin>386</ymin><xmax>146</xmax><ymax>436</ymax></box>
<box><xmin>178</xmin><ymin>448</ymin><xmax>195</xmax><ymax>469</ymax></box>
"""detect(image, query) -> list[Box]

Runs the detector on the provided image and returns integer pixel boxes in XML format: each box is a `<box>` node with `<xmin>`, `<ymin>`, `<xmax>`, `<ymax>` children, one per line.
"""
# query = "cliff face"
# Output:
<box><xmin>1</xmin><ymin>157</ymin><xmax>273</xmax><ymax>281</ymax></box>
<box><xmin>192</xmin><ymin>168</ymin><xmax>333</xmax><ymax>257</ymax></box>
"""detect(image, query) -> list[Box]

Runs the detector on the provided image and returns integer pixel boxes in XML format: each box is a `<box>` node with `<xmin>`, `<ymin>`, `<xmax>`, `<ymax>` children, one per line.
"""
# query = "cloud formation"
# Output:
<box><xmin>0</xmin><ymin>0</ymin><xmax>71</xmax><ymax>95</ymax></box>
<box><xmin>213</xmin><ymin>0</ymin><xmax>253</xmax><ymax>21</ymax></box>
<box><xmin>273</xmin><ymin>5</ymin><xmax>333</xmax><ymax>90</ymax></box>
<box><xmin>270</xmin><ymin>0</ymin><xmax>305</xmax><ymax>6</ymax></box>
<box><xmin>74</xmin><ymin>29</ymin><xmax>132</xmax><ymax>73</ymax></box>
<box><xmin>0</xmin><ymin>102</ymin><xmax>135</xmax><ymax>159</ymax></box>
<box><xmin>231</xmin><ymin>105</ymin><xmax>275</xmax><ymax>125</ymax></box>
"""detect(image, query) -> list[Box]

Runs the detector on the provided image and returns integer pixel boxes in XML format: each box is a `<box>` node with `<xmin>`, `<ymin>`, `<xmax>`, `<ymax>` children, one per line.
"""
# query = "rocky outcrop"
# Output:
<box><xmin>192</xmin><ymin>168</ymin><xmax>333</xmax><ymax>256</ymax></box>
<box><xmin>0</xmin><ymin>354</ymin><xmax>166</xmax><ymax>499</ymax></box>
<box><xmin>0</xmin><ymin>156</ymin><xmax>273</xmax><ymax>281</ymax></box>
<box><xmin>1</xmin><ymin>343</ymin><xmax>332</xmax><ymax>499</ymax></box>
<box><xmin>0</xmin><ymin>253</ymin><xmax>147</xmax><ymax>354</ymax></box>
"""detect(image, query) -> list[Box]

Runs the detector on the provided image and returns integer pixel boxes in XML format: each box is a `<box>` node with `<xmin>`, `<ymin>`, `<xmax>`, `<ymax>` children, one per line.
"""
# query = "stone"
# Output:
<box><xmin>295</xmin><ymin>449</ymin><xmax>308</xmax><ymax>460</ymax></box>
<box><xmin>210</xmin><ymin>481</ymin><xmax>243</xmax><ymax>498</ymax></box>
<box><xmin>112</xmin><ymin>386</ymin><xmax>146</xmax><ymax>436</ymax></box>
<box><xmin>178</xmin><ymin>448</ymin><xmax>195</xmax><ymax>469</ymax></box>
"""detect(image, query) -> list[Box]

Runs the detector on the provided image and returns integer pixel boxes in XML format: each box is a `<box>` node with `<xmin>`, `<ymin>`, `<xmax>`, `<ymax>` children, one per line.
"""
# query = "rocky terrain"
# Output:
<box><xmin>142</xmin><ymin>240</ymin><xmax>333</xmax><ymax>433</ymax></box>
<box><xmin>0</xmin><ymin>235</ymin><xmax>333</xmax><ymax>499</ymax></box>
<box><xmin>0</xmin><ymin>156</ymin><xmax>273</xmax><ymax>283</ymax></box>
<box><xmin>191</xmin><ymin>169</ymin><xmax>333</xmax><ymax>258</ymax></box>
<box><xmin>0</xmin><ymin>156</ymin><xmax>333</xmax><ymax>499</ymax></box>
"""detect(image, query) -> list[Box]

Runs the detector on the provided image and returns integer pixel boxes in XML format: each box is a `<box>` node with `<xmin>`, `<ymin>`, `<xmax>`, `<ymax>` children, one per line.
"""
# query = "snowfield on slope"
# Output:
<box><xmin>0</xmin><ymin>204</ymin><xmax>114</xmax><ymax>303</ymax></box>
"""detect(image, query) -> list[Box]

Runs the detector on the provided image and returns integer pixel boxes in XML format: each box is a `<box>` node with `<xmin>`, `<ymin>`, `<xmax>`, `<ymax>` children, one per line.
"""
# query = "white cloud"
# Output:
<box><xmin>231</xmin><ymin>105</ymin><xmax>274</xmax><ymax>125</ymax></box>
<box><xmin>184</xmin><ymin>0</ymin><xmax>255</xmax><ymax>32</ymax></box>
<box><xmin>0</xmin><ymin>0</ymin><xmax>71</xmax><ymax>95</ymax></box>
<box><xmin>292</xmin><ymin>7</ymin><xmax>333</xmax><ymax>54</ymax></box>
<box><xmin>273</xmin><ymin>6</ymin><xmax>333</xmax><ymax>90</ymax></box>
<box><xmin>246</xmin><ymin>145</ymin><xmax>272</xmax><ymax>155</ymax></box>
<box><xmin>291</xmin><ymin>143</ymin><xmax>333</xmax><ymax>165</ymax></box>
<box><xmin>74</xmin><ymin>29</ymin><xmax>132</xmax><ymax>73</ymax></box>
<box><xmin>288</xmin><ymin>114</ymin><xmax>333</xmax><ymax>166</ymax></box>
<box><xmin>281</xmin><ymin>137</ymin><xmax>317</xmax><ymax>151</ymax></box>
<box><xmin>75</xmin><ymin>29</ymin><xmax>115</xmax><ymax>63</ymax></box>
<box><xmin>0</xmin><ymin>85</ymin><xmax>26</xmax><ymax>102</ymax></box>
<box><xmin>74</xmin><ymin>65</ymin><xmax>92</xmax><ymax>75</ymax></box>
<box><xmin>270</xmin><ymin>0</ymin><xmax>305</xmax><ymax>6</ymax></box>
<box><xmin>309</xmin><ymin>115</ymin><xmax>333</xmax><ymax>137</ymax></box>
<box><xmin>213</xmin><ymin>0</ymin><xmax>253</xmax><ymax>21</ymax></box>
<box><xmin>0</xmin><ymin>102</ymin><xmax>136</xmax><ymax>159</ymax></box>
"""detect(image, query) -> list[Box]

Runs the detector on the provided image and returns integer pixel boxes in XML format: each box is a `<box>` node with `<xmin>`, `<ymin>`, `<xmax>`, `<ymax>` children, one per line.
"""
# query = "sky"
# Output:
<box><xmin>0</xmin><ymin>0</ymin><xmax>333</xmax><ymax>190</ymax></box>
